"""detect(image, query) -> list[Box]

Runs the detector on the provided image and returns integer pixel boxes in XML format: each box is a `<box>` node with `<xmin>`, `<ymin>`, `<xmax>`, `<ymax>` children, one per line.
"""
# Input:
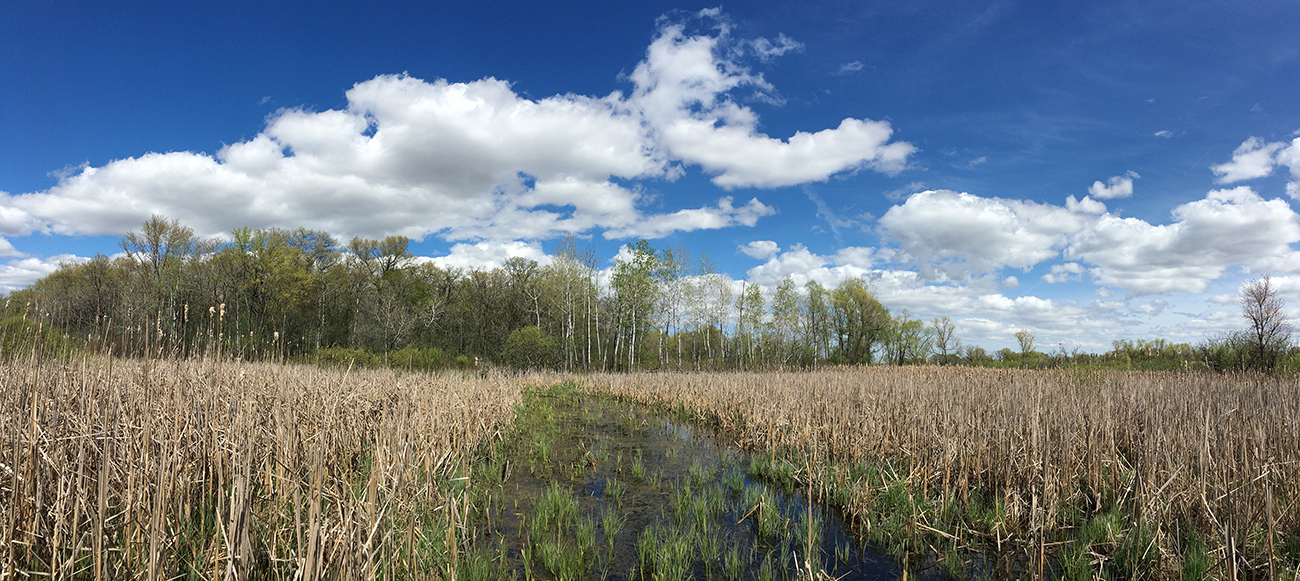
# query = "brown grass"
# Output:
<box><xmin>593</xmin><ymin>367</ymin><xmax>1300</xmax><ymax>577</ymax></box>
<box><xmin>1</xmin><ymin>354</ymin><xmax>522</xmax><ymax>579</ymax></box>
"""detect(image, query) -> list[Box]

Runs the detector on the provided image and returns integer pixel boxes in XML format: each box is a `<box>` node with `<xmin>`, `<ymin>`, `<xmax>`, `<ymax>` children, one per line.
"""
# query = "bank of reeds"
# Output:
<box><xmin>593</xmin><ymin>367</ymin><xmax>1300</xmax><ymax>578</ymax></box>
<box><xmin>1</xmin><ymin>352</ymin><xmax>522</xmax><ymax>579</ymax></box>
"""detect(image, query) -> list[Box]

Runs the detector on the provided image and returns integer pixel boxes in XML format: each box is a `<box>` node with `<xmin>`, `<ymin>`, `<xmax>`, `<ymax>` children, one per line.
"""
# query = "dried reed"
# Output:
<box><xmin>1</xmin><ymin>353</ymin><xmax>522</xmax><ymax>579</ymax></box>
<box><xmin>593</xmin><ymin>367</ymin><xmax>1300</xmax><ymax>577</ymax></box>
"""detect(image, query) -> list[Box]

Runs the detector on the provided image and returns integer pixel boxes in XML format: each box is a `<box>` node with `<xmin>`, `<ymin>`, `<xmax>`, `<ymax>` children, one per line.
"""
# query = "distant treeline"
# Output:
<box><xmin>4</xmin><ymin>215</ymin><xmax>1292</xmax><ymax>372</ymax></box>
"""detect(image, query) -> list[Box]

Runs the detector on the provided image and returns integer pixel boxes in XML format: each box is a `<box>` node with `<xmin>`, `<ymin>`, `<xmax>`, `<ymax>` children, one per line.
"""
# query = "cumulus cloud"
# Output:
<box><xmin>1088</xmin><ymin>171</ymin><xmax>1139</xmax><ymax>199</ymax></box>
<box><xmin>0</xmin><ymin>12</ymin><xmax>910</xmax><ymax>246</ymax></box>
<box><xmin>878</xmin><ymin>190</ymin><xmax>1090</xmax><ymax>278</ymax></box>
<box><xmin>1065</xmin><ymin>194</ymin><xmax>1107</xmax><ymax>214</ymax></box>
<box><xmin>1212</xmin><ymin>136</ymin><xmax>1286</xmax><ymax>183</ymax></box>
<box><xmin>1133</xmin><ymin>298</ymin><xmax>1168</xmax><ymax>316</ymax></box>
<box><xmin>724</xmin><ymin>241</ymin><xmax>1143</xmax><ymax>350</ymax></box>
<box><xmin>604</xmin><ymin>197</ymin><xmax>774</xmax><ymax>239</ymax></box>
<box><xmin>629</xmin><ymin>19</ymin><xmax>914</xmax><ymax>189</ymax></box>
<box><xmin>0</xmin><ymin>204</ymin><xmax>37</xmax><ymax>237</ymax></box>
<box><xmin>429</xmin><ymin>240</ymin><xmax>550</xmax><ymax>271</ymax></box>
<box><xmin>1276</xmin><ymin>137</ymin><xmax>1300</xmax><ymax>199</ymax></box>
<box><xmin>0</xmin><ymin>255</ymin><xmax>83</xmax><ymax>294</ymax></box>
<box><xmin>743</xmin><ymin>243</ymin><xmax>876</xmax><ymax>289</ymax></box>
<box><xmin>1067</xmin><ymin>186</ymin><xmax>1300</xmax><ymax>294</ymax></box>
<box><xmin>738</xmin><ymin>240</ymin><xmax>780</xmax><ymax>260</ymax></box>
<box><xmin>1042</xmin><ymin>262</ymin><xmax>1084</xmax><ymax>284</ymax></box>
<box><xmin>0</xmin><ymin>237</ymin><xmax>22</xmax><ymax>259</ymax></box>
<box><xmin>879</xmin><ymin>183</ymin><xmax>1300</xmax><ymax>296</ymax></box>
<box><xmin>1210</xmin><ymin>135</ymin><xmax>1300</xmax><ymax>199</ymax></box>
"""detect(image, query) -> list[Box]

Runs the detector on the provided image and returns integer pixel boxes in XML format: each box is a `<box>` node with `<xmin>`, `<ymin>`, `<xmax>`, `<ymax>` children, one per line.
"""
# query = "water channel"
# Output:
<box><xmin>462</xmin><ymin>387</ymin><xmax>1005</xmax><ymax>580</ymax></box>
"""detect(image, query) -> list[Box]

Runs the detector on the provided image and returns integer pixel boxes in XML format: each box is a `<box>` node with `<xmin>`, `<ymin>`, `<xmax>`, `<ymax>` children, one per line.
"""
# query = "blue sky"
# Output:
<box><xmin>3</xmin><ymin>1</ymin><xmax>1300</xmax><ymax>351</ymax></box>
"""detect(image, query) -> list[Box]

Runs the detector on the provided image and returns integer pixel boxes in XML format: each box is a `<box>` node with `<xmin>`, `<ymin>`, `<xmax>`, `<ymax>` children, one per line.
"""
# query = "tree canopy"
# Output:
<box><xmin>9</xmin><ymin>216</ymin><xmax>1296</xmax><ymax>373</ymax></box>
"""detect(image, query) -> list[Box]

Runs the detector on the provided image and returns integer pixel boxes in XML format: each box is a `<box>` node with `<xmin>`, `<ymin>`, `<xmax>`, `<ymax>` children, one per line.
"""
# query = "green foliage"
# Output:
<box><xmin>829</xmin><ymin>278</ymin><xmax>890</xmax><ymax>364</ymax></box>
<box><xmin>312</xmin><ymin>346</ymin><xmax>453</xmax><ymax>372</ymax></box>
<box><xmin>388</xmin><ymin>346</ymin><xmax>451</xmax><ymax>370</ymax></box>
<box><xmin>502</xmin><ymin>326</ymin><xmax>558</xmax><ymax>370</ymax></box>
<box><xmin>16</xmin><ymin>214</ymin><xmax>1298</xmax><ymax>374</ymax></box>
<box><xmin>0</xmin><ymin>315</ymin><xmax>83</xmax><ymax>360</ymax></box>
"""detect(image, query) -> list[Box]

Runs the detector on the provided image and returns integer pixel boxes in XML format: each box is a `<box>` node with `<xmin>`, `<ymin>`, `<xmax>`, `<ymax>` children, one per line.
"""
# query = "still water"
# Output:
<box><xmin>466</xmin><ymin>391</ymin><xmax>1000</xmax><ymax>580</ymax></box>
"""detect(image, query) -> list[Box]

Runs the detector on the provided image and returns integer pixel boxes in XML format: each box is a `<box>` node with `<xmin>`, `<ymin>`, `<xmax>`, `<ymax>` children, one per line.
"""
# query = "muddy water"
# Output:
<box><xmin>466</xmin><ymin>390</ymin><xmax>1001</xmax><ymax>581</ymax></box>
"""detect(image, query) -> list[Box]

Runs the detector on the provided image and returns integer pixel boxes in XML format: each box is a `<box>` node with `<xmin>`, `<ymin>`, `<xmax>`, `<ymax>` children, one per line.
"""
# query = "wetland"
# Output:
<box><xmin>456</xmin><ymin>382</ymin><xmax>989</xmax><ymax>581</ymax></box>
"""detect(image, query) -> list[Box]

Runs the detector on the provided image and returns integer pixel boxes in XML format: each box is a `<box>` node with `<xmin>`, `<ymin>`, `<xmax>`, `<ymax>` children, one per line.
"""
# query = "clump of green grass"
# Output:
<box><xmin>631</xmin><ymin>448</ymin><xmax>646</xmax><ymax>481</ymax></box>
<box><xmin>528</xmin><ymin>482</ymin><xmax>595</xmax><ymax>580</ymax></box>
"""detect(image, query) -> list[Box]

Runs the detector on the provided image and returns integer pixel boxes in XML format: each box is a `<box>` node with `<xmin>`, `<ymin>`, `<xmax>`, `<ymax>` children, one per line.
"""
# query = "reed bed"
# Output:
<box><xmin>1</xmin><ymin>354</ymin><xmax>523</xmax><ymax>579</ymax></box>
<box><xmin>593</xmin><ymin>367</ymin><xmax>1300</xmax><ymax>578</ymax></box>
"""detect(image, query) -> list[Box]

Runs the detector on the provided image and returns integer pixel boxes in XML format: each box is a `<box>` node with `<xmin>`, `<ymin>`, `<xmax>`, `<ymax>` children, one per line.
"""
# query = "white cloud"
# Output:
<box><xmin>743</xmin><ymin>243</ymin><xmax>874</xmax><ymax>289</ymax></box>
<box><xmin>1087</xmin><ymin>170</ymin><xmax>1139</xmax><ymax>199</ymax></box>
<box><xmin>878</xmin><ymin>190</ymin><xmax>1090</xmax><ymax>278</ymax></box>
<box><xmin>736</xmin><ymin>244</ymin><xmax>1117</xmax><ymax>347</ymax></box>
<box><xmin>1065</xmin><ymin>195</ymin><xmax>1107</xmax><ymax>214</ymax></box>
<box><xmin>604</xmin><ymin>197</ymin><xmax>774</xmax><ymax>239</ymax></box>
<box><xmin>838</xmin><ymin>61</ymin><xmax>864</xmax><ymax>74</ymax></box>
<box><xmin>746</xmin><ymin>34</ymin><xmax>803</xmax><ymax>62</ymax></box>
<box><xmin>1275</xmin><ymin>137</ymin><xmax>1300</xmax><ymax>199</ymax></box>
<box><xmin>0</xmin><ymin>237</ymin><xmax>22</xmax><ymax>259</ymax></box>
<box><xmin>1</xmin><ymin>13</ymin><xmax>904</xmax><ymax>247</ymax></box>
<box><xmin>1209</xmin><ymin>293</ymin><xmax>1235</xmax><ymax>305</ymax></box>
<box><xmin>1042</xmin><ymin>262</ymin><xmax>1084</xmax><ymax>284</ymax></box>
<box><xmin>1067</xmin><ymin>186</ymin><xmax>1300</xmax><ymax>294</ymax></box>
<box><xmin>1209</xmin><ymin>135</ymin><xmax>1300</xmax><ymax>199</ymax></box>
<box><xmin>0</xmin><ymin>254</ymin><xmax>84</xmax><ymax>295</ymax></box>
<box><xmin>430</xmin><ymin>240</ymin><xmax>550</xmax><ymax>271</ymax></box>
<box><xmin>968</xmin><ymin>156</ymin><xmax>987</xmax><ymax>167</ymax></box>
<box><xmin>1211</xmin><ymin>136</ymin><xmax>1285</xmax><ymax>183</ymax></box>
<box><xmin>738</xmin><ymin>240</ymin><xmax>780</xmax><ymax>260</ymax></box>
<box><xmin>629</xmin><ymin>20</ymin><xmax>914</xmax><ymax>189</ymax></box>
<box><xmin>1133</xmin><ymin>298</ymin><xmax>1168</xmax><ymax>316</ymax></box>
<box><xmin>1154</xmin><ymin>130</ymin><xmax>1173</xmax><ymax>138</ymax></box>
<box><xmin>879</xmin><ymin>180</ymin><xmax>1300</xmax><ymax>296</ymax></box>
<box><xmin>0</xmin><ymin>203</ymin><xmax>38</xmax><ymax>237</ymax></box>
<box><xmin>1003</xmin><ymin>276</ymin><xmax>1020</xmax><ymax>288</ymax></box>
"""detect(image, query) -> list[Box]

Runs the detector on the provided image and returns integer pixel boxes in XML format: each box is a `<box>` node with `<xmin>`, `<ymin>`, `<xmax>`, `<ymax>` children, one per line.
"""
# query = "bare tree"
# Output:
<box><xmin>1241</xmin><ymin>275</ymin><xmax>1292</xmax><ymax>371</ymax></box>
<box><xmin>930</xmin><ymin>316</ymin><xmax>960</xmax><ymax>362</ymax></box>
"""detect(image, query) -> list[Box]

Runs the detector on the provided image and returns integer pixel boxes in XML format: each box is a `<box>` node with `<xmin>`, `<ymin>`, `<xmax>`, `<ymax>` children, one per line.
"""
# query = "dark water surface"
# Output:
<box><xmin>468</xmin><ymin>392</ymin><xmax>997</xmax><ymax>580</ymax></box>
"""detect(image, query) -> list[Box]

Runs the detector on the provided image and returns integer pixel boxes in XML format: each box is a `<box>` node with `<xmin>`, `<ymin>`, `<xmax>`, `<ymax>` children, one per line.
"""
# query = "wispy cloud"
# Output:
<box><xmin>837</xmin><ymin>61</ymin><xmax>864</xmax><ymax>74</ymax></box>
<box><xmin>803</xmin><ymin>186</ymin><xmax>855</xmax><ymax>245</ymax></box>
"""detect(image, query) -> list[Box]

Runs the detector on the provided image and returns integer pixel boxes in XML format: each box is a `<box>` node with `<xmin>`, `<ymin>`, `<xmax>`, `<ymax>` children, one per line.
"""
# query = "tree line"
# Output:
<box><xmin>5</xmin><ymin>215</ymin><xmax>1293</xmax><ymax>372</ymax></box>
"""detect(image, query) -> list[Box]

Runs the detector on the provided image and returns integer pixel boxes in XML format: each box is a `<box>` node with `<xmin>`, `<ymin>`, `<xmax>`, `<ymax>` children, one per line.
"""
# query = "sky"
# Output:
<box><xmin>3</xmin><ymin>0</ymin><xmax>1300</xmax><ymax>351</ymax></box>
